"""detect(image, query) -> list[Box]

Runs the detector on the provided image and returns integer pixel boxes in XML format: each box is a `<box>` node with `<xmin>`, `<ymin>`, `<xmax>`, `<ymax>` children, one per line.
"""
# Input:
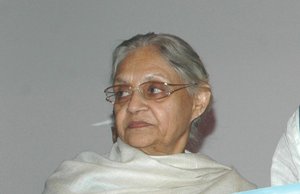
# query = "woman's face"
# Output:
<box><xmin>113</xmin><ymin>46</ymin><xmax>204</xmax><ymax>155</ymax></box>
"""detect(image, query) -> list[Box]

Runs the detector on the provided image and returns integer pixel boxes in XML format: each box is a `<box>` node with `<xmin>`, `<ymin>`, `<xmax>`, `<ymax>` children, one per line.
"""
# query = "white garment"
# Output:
<box><xmin>43</xmin><ymin>139</ymin><xmax>255</xmax><ymax>194</ymax></box>
<box><xmin>271</xmin><ymin>107</ymin><xmax>300</xmax><ymax>185</ymax></box>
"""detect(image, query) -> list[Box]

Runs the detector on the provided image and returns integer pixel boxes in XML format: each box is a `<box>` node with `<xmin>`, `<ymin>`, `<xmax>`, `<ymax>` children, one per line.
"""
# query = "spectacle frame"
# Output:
<box><xmin>104</xmin><ymin>81</ymin><xmax>198</xmax><ymax>104</ymax></box>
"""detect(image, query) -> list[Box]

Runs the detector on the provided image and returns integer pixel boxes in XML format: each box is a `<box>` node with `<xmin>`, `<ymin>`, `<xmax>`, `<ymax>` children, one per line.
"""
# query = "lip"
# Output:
<box><xmin>127</xmin><ymin>121</ymin><xmax>152</xmax><ymax>129</ymax></box>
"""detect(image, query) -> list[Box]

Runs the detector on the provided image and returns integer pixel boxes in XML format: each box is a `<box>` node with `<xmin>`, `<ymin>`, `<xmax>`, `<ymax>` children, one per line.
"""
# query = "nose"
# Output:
<box><xmin>126</xmin><ymin>89</ymin><xmax>148</xmax><ymax>113</ymax></box>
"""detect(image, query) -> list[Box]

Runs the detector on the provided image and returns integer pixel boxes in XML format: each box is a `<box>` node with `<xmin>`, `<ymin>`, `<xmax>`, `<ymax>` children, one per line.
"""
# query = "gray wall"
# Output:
<box><xmin>1</xmin><ymin>1</ymin><xmax>300</xmax><ymax>193</ymax></box>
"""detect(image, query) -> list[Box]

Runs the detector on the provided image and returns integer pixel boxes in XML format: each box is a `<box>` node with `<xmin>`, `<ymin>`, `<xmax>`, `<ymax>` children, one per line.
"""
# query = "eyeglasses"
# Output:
<box><xmin>104</xmin><ymin>81</ymin><xmax>197</xmax><ymax>104</ymax></box>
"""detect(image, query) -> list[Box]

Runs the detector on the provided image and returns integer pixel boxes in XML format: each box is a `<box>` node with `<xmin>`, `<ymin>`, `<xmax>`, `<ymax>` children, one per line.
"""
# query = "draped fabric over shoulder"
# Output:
<box><xmin>43</xmin><ymin>139</ymin><xmax>255</xmax><ymax>194</ymax></box>
<box><xmin>271</xmin><ymin>106</ymin><xmax>300</xmax><ymax>185</ymax></box>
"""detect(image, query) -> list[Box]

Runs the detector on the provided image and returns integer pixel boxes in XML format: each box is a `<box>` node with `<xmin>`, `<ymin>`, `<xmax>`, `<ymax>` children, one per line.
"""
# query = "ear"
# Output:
<box><xmin>191</xmin><ymin>84</ymin><xmax>211</xmax><ymax>121</ymax></box>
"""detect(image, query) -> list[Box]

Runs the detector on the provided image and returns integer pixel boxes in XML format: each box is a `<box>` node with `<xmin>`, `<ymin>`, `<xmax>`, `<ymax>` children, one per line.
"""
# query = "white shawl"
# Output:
<box><xmin>43</xmin><ymin>139</ymin><xmax>255</xmax><ymax>194</ymax></box>
<box><xmin>271</xmin><ymin>107</ymin><xmax>300</xmax><ymax>185</ymax></box>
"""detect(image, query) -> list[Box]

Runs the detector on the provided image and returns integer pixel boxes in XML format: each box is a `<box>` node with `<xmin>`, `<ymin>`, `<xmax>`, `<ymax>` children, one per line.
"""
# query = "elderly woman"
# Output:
<box><xmin>43</xmin><ymin>33</ymin><xmax>255</xmax><ymax>194</ymax></box>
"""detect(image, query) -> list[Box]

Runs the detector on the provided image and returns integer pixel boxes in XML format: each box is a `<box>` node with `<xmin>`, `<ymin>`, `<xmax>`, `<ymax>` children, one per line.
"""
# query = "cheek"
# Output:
<box><xmin>154</xmin><ymin>107</ymin><xmax>170</xmax><ymax>129</ymax></box>
<box><xmin>113</xmin><ymin>106</ymin><xmax>126</xmax><ymax>135</ymax></box>
<box><xmin>153</xmin><ymin>102</ymin><xmax>187</xmax><ymax>132</ymax></box>
<box><xmin>165</xmin><ymin>97</ymin><xmax>194</xmax><ymax>126</ymax></box>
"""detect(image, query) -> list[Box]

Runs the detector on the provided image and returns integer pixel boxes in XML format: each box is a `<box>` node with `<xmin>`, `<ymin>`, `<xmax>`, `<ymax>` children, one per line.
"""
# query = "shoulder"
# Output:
<box><xmin>74</xmin><ymin>151</ymin><xmax>109</xmax><ymax>163</ymax></box>
<box><xmin>195</xmin><ymin>153</ymin><xmax>256</xmax><ymax>191</ymax></box>
<box><xmin>43</xmin><ymin>151</ymin><xmax>108</xmax><ymax>194</ymax></box>
<box><xmin>192</xmin><ymin>152</ymin><xmax>233</xmax><ymax>170</ymax></box>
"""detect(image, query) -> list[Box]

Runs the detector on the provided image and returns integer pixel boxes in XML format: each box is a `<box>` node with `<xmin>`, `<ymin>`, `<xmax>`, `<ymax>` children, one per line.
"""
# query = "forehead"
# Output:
<box><xmin>114</xmin><ymin>46</ymin><xmax>182</xmax><ymax>83</ymax></box>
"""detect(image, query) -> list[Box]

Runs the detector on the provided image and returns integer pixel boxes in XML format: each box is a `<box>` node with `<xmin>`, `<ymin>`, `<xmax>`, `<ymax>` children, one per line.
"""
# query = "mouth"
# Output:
<box><xmin>127</xmin><ymin>121</ymin><xmax>152</xmax><ymax>129</ymax></box>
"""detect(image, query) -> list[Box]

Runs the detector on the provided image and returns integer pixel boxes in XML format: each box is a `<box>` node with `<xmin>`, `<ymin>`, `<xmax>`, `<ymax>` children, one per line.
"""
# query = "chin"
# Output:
<box><xmin>125</xmin><ymin>136</ymin><xmax>155</xmax><ymax>149</ymax></box>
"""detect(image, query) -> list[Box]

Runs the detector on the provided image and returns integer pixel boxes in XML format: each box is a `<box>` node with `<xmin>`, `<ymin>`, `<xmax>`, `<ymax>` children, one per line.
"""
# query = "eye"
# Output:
<box><xmin>148</xmin><ymin>85</ymin><xmax>163</xmax><ymax>94</ymax></box>
<box><xmin>115</xmin><ymin>90</ymin><xmax>130</xmax><ymax>97</ymax></box>
<box><xmin>144</xmin><ymin>82</ymin><xmax>169</xmax><ymax>99</ymax></box>
<box><xmin>114</xmin><ymin>85</ymin><xmax>131</xmax><ymax>99</ymax></box>
<box><xmin>146</xmin><ymin>83</ymin><xmax>164</xmax><ymax>94</ymax></box>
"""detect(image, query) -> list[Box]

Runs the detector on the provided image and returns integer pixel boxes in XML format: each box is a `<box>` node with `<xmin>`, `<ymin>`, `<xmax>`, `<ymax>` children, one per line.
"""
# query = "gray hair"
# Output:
<box><xmin>111</xmin><ymin>32</ymin><xmax>212</xmax><ymax>144</ymax></box>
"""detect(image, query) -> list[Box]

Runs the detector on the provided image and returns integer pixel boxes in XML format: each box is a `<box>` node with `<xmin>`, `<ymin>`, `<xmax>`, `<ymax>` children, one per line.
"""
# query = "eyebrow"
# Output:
<box><xmin>114</xmin><ymin>73</ymin><xmax>170</xmax><ymax>84</ymax></box>
<box><xmin>144</xmin><ymin>74</ymin><xmax>168</xmax><ymax>82</ymax></box>
<box><xmin>113</xmin><ymin>78</ymin><xmax>128</xmax><ymax>84</ymax></box>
